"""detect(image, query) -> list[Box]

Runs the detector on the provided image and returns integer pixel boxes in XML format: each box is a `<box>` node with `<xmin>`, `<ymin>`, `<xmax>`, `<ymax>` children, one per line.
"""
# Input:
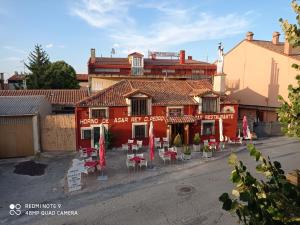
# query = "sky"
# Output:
<box><xmin>0</xmin><ymin>0</ymin><xmax>297</xmax><ymax>80</ymax></box>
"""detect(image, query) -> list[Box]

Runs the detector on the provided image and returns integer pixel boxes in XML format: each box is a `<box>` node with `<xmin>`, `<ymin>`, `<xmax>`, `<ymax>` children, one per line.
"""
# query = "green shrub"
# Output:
<box><xmin>173</xmin><ymin>133</ymin><xmax>183</xmax><ymax>147</ymax></box>
<box><xmin>193</xmin><ymin>133</ymin><xmax>201</xmax><ymax>145</ymax></box>
<box><xmin>183</xmin><ymin>146</ymin><xmax>191</xmax><ymax>155</ymax></box>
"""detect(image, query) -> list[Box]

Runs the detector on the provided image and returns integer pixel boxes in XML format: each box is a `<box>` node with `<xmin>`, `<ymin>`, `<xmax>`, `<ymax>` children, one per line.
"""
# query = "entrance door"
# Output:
<box><xmin>171</xmin><ymin>124</ymin><xmax>184</xmax><ymax>145</ymax></box>
<box><xmin>92</xmin><ymin>127</ymin><xmax>100</xmax><ymax>148</ymax></box>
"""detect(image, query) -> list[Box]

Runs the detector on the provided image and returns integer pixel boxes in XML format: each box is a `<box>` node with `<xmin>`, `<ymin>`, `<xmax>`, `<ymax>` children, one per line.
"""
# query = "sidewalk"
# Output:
<box><xmin>67</xmin><ymin>143</ymin><xmax>250</xmax><ymax>195</ymax></box>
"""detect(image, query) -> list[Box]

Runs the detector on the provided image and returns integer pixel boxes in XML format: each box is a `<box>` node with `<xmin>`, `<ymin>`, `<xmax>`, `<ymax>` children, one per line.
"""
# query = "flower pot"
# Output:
<box><xmin>193</xmin><ymin>144</ymin><xmax>200</xmax><ymax>152</ymax></box>
<box><xmin>203</xmin><ymin>151</ymin><xmax>212</xmax><ymax>158</ymax></box>
<box><xmin>184</xmin><ymin>154</ymin><xmax>191</xmax><ymax>160</ymax></box>
<box><xmin>175</xmin><ymin>146</ymin><xmax>183</xmax><ymax>154</ymax></box>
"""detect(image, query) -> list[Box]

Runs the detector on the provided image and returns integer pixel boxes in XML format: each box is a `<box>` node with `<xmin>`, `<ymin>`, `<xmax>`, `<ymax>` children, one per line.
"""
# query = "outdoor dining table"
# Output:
<box><xmin>164</xmin><ymin>151</ymin><xmax>177</xmax><ymax>160</ymax></box>
<box><xmin>84</xmin><ymin>147</ymin><xmax>97</xmax><ymax>157</ymax></box>
<box><xmin>130</xmin><ymin>156</ymin><xmax>145</xmax><ymax>165</ymax></box>
<box><xmin>84</xmin><ymin>161</ymin><xmax>98</xmax><ymax>167</ymax></box>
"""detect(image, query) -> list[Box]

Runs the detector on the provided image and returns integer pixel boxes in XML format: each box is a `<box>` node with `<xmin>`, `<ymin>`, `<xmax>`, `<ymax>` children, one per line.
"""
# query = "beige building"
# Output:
<box><xmin>224</xmin><ymin>31</ymin><xmax>299</xmax><ymax>124</ymax></box>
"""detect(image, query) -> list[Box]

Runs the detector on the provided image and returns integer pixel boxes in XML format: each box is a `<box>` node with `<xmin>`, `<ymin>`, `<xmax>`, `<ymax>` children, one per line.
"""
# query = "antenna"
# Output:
<box><xmin>111</xmin><ymin>48</ymin><xmax>116</xmax><ymax>57</ymax></box>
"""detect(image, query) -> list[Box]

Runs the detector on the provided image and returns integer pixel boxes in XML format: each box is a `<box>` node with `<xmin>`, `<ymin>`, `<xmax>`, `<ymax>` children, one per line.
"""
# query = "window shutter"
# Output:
<box><xmin>198</xmin><ymin>98</ymin><xmax>202</xmax><ymax>113</ymax></box>
<box><xmin>128</xmin><ymin>99</ymin><xmax>131</xmax><ymax>116</ymax></box>
<box><xmin>148</xmin><ymin>98</ymin><xmax>152</xmax><ymax>115</ymax></box>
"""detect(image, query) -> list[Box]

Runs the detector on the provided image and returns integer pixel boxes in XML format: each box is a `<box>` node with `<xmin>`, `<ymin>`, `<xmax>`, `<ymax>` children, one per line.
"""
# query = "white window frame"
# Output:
<box><xmin>132</xmin><ymin>122</ymin><xmax>148</xmax><ymax>139</ymax></box>
<box><xmin>166</xmin><ymin>106</ymin><xmax>184</xmax><ymax>117</ymax></box>
<box><xmin>90</xmin><ymin>124</ymin><xmax>109</xmax><ymax>148</ymax></box>
<box><xmin>80</xmin><ymin>127</ymin><xmax>92</xmax><ymax>140</ymax></box>
<box><xmin>89</xmin><ymin>107</ymin><xmax>109</xmax><ymax>118</ymax></box>
<box><xmin>201</xmin><ymin>120</ymin><xmax>215</xmax><ymax>136</ymax></box>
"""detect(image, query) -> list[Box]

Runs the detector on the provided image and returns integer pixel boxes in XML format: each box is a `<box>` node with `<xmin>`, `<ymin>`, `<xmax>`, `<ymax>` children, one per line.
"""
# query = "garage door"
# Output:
<box><xmin>0</xmin><ymin>117</ymin><xmax>34</xmax><ymax>158</ymax></box>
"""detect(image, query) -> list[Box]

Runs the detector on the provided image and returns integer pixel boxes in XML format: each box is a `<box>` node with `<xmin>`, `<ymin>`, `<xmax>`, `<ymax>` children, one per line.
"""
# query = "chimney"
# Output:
<box><xmin>246</xmin><ymin>31</ymin><xmax>254</xmax><ymax>41</ymax></box>
<box><xmin>284</xmin><ymin>39</ymin><xmax>292</xmax><ymax>55</ymax></box>
<box><xmin>188</xmin><ymin>56</ymin><xmax>192</xmax><ymax>60</ymax></box>
<box><xmin>0</xmin><ymin>73</ymin><xmax>4</xmax><ymax>90</ymax></box>
<box><xmin>90</xmin><ymin>48</ymin><xmax>96</xmax><ymax>63</ymax></box>
<box><xmin>272</xmin><ymin>32</ymin><xmax>280</xmax><ymax>45</ymax></box>
<box><xmin>179</xmin><ymin>50</ymin><xmax>185</xmax><ymax>64</ymax></box>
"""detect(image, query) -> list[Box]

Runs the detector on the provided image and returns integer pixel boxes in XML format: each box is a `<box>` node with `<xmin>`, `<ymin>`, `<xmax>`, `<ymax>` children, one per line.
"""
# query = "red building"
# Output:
<box><xmin>88</xmin><ymin>49</ymin><xmax>216</xmax><ymax>79</ymax></box>
<box><xmin>76</xmin><ymin>79</ymin><xmax>238</xmax><ymax>149</ymax></box>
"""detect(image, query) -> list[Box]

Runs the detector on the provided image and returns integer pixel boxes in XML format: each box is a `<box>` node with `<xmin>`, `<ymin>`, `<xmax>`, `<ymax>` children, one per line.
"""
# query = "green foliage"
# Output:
<box><xmin>219</xmin><ymin>144</ymin><xmax>300</xmax><ymax>225</ymax></box>
<box><xmin>25</xmin><ymin>45</ymin><xmax>79</xmax><ymax>89</ymax></box>
<box><xmin>25</xmin><ymin>44</ymin><xmax>50</xmax><ymax>89</ymax></box>
<box><xmin>193</xmin><ymin>133</ymin><xmax>201</xmax><ymax>145</ymax></box>
<box><xmin>203</xmin><ymin>145</ymin><xmax>211</xmax><ymax>152</ymax></box>
<box><xmin>183</xmin><ymin>145</ymin><xmax>191</xmax><ymax>155</ymax></box>
<box><xmin>278</xmin><ymin>1</ymin><xmax>300</xmax><ymax>138</ymax></box>
<box><xmin>173</xmin><ymin>133</ymin><xmax>183</xmax><ymax>147</ymax></box>
<box><xmin>44</xmin><ymin>61</ymin><xmax>79</xmax><ymax>89</ymax></box>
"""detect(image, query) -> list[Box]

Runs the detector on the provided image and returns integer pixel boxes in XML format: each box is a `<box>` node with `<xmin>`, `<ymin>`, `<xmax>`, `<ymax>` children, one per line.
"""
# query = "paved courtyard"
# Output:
<box><xmin>0</xmin><ymin>136</ymin><xmax>299</xmax><ymax>225</ymax></box>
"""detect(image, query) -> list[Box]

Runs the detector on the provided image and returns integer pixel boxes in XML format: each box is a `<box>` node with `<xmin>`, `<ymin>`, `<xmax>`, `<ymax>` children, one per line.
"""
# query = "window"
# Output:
<box><xmin>168</xmin><ymin>108</ymin><xmax>183</xmax><ymax>116</ymax></box>
<box><xmin>131</xmin><ymin>98</ymin><xmax>147</xmax><ymax>116</ymax></box>
<box><xmin>192</xmin><ymin>69</ymin><xmax>204</xmax><ymax>75</ymax></box>
<box><xmin>94</xmin><ymin>68</ymin><xmax>120</xmax><ymax>73</ymax></box>
<box><xmin>202</xmin><ymin>121</ymin><xmax>215</xmax><ymax>136</ymax></box>
<box><xmin>81</xmin><ymin>128</ymin><xmax>91</xmax><ymax>140</ymax></box>
<box><xmin>162</xmin><ymin>69</ymin><xmax>175</xmax><ymax>74</ymax></box>
<box><xmin>131</xmin><ymin>67</ymin><xmax>143</xmax><ymax>75</ymax></box>
<box><xmin>202</xmin><ymin>97</ymin><xmax>218</xmax><ymax>113</ymax></box>
<box><xmin>132</xmin><ymin>123</ymin><xmax>147</xmax><ymax>139</ymax></box>
<box><xmin>91</xmin><ymin>108</ymin><xmax>108</xmax><ymax>118</ymax></box>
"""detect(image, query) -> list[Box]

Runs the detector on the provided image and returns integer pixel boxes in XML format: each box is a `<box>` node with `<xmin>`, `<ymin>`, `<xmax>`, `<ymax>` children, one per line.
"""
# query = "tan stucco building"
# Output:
<box><xmin>224</xmin><ymin>31</ymin><xmax>299</xmax><ymax>125</ymax></box>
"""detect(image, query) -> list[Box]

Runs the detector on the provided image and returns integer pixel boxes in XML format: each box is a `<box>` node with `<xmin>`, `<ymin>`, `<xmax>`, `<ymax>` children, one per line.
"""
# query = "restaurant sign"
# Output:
<box><xmin>79</xmin><ymin>116</ymin><xmax>165</xmax><ymax>125</ymax></box>
<box><xmin>195</xmin><ymin>113</ymin><xmax>234</xmax><ymax>120</ymax></box>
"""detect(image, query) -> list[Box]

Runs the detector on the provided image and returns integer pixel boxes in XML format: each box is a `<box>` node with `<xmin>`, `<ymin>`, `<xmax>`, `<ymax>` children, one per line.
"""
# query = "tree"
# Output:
<box><xmin>25</xmin><ymin>44</ymin><xmax>50</xmax><ymax>89</ymax></box>
<box><xmin>278</xmin><ymin>0</ymin><xmax>300</xmax><ymax>137</ymax></box>
<box><xmin>44</xmin><ymin>61</ymin><xmax>79</xmax><ymax>89</ymax></box>
<box><xmin>219</xmin><ymin>144</ymin><xmax>300</xmax><ymax>225</ymax></box>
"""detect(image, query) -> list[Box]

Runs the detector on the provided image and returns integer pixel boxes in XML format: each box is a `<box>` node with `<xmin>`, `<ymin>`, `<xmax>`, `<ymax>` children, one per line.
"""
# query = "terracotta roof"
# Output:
<box><xmin>166</xmin><ymin>115</ymin><xmax>197</xmax><ymax>124</ymax></box>
<box><xmin>76</xmin><ymin>74</ymin><xmax>88</xmax><ymax>81</ymax></box>
<box><xmin>249</xmin><ymin>40</ymin><xmax>300</xmax><ymax>60</ymax></box>
<box><xmin>93</xmin><ymin>57</ymin><xmax>130</xmax><ymax>66</ymax></box>
<box><xmin>0</xmin><ymin>89</ymin><xmax>89</xmax><ymax>106</ymax></box>
<box><xmin>90</xmin><ymin>57</ymin><xmax>214</xmax><ymax>67</ymax></box>
<box><xmin>8</xmin><ymin>74</ymin><xmax>26</xmax><ymax>81</ymax></box>
<box><xmin>128</xmin><ymin>52</ymin><xmax>144</xmax><ymax>57</ymax></box>
<box><xmin>78</xmin><ymin>79</ymin><xmax>213</xmax><ymax>107</ymax></box>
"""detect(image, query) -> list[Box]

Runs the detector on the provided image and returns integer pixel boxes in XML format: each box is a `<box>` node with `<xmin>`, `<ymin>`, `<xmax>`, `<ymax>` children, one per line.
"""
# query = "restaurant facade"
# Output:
<box><xmin>75</xmin><ymin>79</ymin><xmax>238</xmax><ymax>150</ymax></box>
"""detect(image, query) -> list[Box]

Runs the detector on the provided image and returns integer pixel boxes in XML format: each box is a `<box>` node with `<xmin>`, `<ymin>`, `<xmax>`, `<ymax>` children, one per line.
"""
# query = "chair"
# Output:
<box><xmin>91</xmin><ymin>148</ymin><xmax>98</xmax><ymax>157</ymax></box>
<box><xmin>176</xmin><ymin>152</ymin><xmax>184</xmax><ymax>161</ymax></box>
<box><xmin>136</xmin><ymin>140</ymin><xmax>143</xmax><ymax>150</ymax></box>
<box><xmin>128</xmin><ymin>139</ymin><xmax>134</xmax><ymax>144</ymax></box>
<box><xmin>127</xmin><ymin>154</ymin><xmax>134</xmax><ymax>160</ymax></box>
<box><xmin>139</xmin><ymin>159</ymin><xmax>147</xmax><ymax>169</ymax></box>
<box><xmin>154</xmin><ymin>138</ymin><xmax>161</xmax><ymax>148</ymax></box>
<box><xmin>80</xmin><ymin>148</ymin><xmax>88</xmax><ymax>158</ymax></box>
<box><xmin>136</xmin><ymin>153</ymin><xmax>144</xmax><ymax>158</ymax></box>
<box><xmin>132</xmin><ymin>144</ymin><xmax>138</xmax><ymax>153</ymax></box>
<box><xmin>162</xmin><ymin>137</ymin><xmax>169</xmax><ymax>148</ymax></box>
<box><xmin>126</xmin><ymin>159</ymin><xmax>136</xmax><ymax>170</ymax></box>
<box><xmin>168</xmin><ymin>147</ymin><xmax>176</xmax><ymax>152</ymax></box>
<box><xmin>158</xmin><ymin>148</ymin><xmax>165</xmax><ymax>158</ymax></box>
<box><xmin>122</xmin><ymin>144</ymin><xmax>129</xmax><ymax>153</ymax></box>
<box><xmin>161</xmin><ymin>154</ymin><xmax>171</xmax><ymax>164</ymax></box>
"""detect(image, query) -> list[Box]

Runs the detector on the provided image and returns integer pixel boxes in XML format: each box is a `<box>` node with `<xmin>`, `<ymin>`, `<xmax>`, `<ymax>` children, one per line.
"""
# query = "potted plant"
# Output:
<box><xmin>183</xmin><ymin>145</ymin><xmax>192</xmax><ymax>160</ymax></box>
<box><xmin>193</xmin><ymin>133</ymin><xmax>201</xmax><ymax>152</ymax></box>
<box><xmin>173</xmin><ymin>133</ymin><xmax>183</xmax><ymax>154</ymax></box>
<box><xmin>203</xmin><ymin>145</ymin><xmax>213</xmax><ymax>158</ymax></box>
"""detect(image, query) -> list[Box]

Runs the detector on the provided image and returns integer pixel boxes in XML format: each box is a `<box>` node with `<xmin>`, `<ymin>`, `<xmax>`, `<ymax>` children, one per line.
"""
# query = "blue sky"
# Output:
<box><xmin>0</xmin><ymin>0</ymin><xmax>296</xmax><ymax>80</ymax></box>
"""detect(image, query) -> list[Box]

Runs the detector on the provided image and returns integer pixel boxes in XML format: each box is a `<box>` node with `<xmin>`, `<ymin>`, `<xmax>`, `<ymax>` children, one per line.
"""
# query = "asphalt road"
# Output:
<box><xmin>8</xmin><ymin>137</ymin><xmax>300</xmax><ymax>225</ymax></box>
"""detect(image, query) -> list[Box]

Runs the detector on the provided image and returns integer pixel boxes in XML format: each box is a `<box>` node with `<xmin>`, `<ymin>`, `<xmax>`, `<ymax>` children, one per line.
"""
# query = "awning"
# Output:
<box><xmin>166</xmin><ymin>115</ymin><xmax>196</xmax><ymax>124</ymax></box>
